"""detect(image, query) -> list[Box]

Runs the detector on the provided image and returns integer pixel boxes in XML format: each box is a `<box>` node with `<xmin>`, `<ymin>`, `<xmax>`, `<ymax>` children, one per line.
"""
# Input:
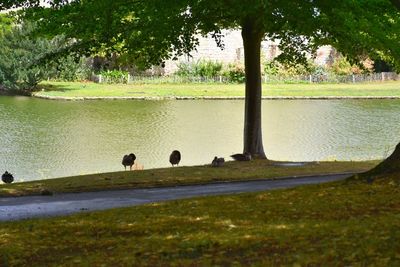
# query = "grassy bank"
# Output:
<box><xmin>0</xmin><ymin>160</ymin><xmax>378</xmax><ymax>197</ymax></box>
<box><xmin>1</xmin><ymin>171</ymin><xmax>399</xmax><ymax>265</ymax></box>
<box><xmin>35</xmin><ymin>81</ymin><xmax>400</xmax><ymax>99</ymax></box>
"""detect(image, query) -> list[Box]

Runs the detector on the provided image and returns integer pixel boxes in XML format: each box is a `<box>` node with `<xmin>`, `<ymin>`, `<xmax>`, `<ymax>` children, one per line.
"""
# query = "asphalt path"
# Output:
<box><xmin>0</xmin><ymin>173</ymin><xmax>352</xmax><ymax>221</ymax></box>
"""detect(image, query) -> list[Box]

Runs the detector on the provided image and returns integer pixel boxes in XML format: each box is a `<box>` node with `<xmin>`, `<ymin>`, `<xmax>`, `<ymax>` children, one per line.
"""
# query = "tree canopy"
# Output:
<box><xmin>1</xmin><ymin>0</ymin><xmax>399</xmax><ymax>157</ymax></box>
<box><xmin>2</xmin><ymin>1</ymin><xmax>398</xmax><ymax>68</ymax></box>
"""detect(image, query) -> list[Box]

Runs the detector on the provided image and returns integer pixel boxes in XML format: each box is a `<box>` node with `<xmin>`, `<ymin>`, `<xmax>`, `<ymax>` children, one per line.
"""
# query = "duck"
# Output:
<box><xmin>230</xmin><ymin>152</ymin><xmax>251</xmax><ymax>161</ymax></box>
<box><xmin>169</xmin><ymin>150</ymin><xmax>181</xmax><ymax>166</ymax></box>
<box><xmin>2</xmin><ymin>171</ymin><xmax>14</xmax><ymax>184</ymax></box>
<box><xmin>211</xmin><ymin>156</ymin><xmax>225</xmax><ymax>167</ymax></box>
<box><xmin>122</xmin><ymin>153</ymin><xmax>136</xmax><ymax>170</ymax></box>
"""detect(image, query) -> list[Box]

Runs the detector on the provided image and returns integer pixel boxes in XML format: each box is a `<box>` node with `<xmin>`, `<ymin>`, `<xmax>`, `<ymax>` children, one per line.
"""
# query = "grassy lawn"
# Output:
<box><xmin>35</xmin><ymin>80</ymin><xmax>400</xmax><ymax>98</ymax></box>
<box><xmin>0</xmin><ymin>160</ymin><xmax>378</xmax><ymax>197</ymax></box>
<box><xmin>1</xmin><ymin>172</ymin><xmax>399</xmax><ymax>266</ymax></box>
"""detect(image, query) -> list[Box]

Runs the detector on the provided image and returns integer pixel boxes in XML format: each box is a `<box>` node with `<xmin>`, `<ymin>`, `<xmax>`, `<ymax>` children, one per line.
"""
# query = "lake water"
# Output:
<box><xmin>1</xmin><ymin>96</ymin><xmax>399</xmax><ymax>182</ymax></box>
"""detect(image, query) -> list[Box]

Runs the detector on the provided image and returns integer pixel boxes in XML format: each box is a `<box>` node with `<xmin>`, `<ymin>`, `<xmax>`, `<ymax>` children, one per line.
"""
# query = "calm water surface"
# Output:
<box><xmin>1</xmin><ymin>96</ymin><xmax>399</xmax><ymax>181</ymax></box>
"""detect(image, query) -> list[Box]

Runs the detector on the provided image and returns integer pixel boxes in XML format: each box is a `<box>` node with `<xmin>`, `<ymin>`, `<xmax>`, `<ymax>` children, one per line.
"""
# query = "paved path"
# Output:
<box><xmin>0</xmin><ymin>173</ymin><xmax>351</xmax><ymax>221</ymax></box>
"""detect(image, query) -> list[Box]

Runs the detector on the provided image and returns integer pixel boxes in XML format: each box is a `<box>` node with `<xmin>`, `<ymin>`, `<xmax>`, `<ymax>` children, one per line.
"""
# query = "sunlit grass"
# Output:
<box><xmin>35</xmin><ymin>80</ymin><xmax>400</xmax><ymax>98</ymax></box>
<box><xmin>0</xmin><ymin>159</ymin><xmax>378</xmax><ymax>197</ymax></box>
<box><xmin>1</xmin><ymin>173</ymin><xmax>399</xmax><ymax>265</ymax></box>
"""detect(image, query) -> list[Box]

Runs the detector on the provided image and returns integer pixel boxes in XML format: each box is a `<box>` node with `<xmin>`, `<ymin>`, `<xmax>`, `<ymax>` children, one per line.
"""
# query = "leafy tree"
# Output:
<box><xmin>1</xmin><ymin>0</ymin><xmax>399</xmax><ymax>159</ymax></box>
<box><xmin>0</xmin><ymin>20</ymin><xmax>53</xmax><ymax>92</ymax></box>
<box><xmin>0</xmin><ymin>16</ymin><xmax>91</xmax><ymax>91</ymax></box>
<box><xmin>46</xmin><ymin>53</ymin><xmax>91</xmax><ymax>81</ymax></box>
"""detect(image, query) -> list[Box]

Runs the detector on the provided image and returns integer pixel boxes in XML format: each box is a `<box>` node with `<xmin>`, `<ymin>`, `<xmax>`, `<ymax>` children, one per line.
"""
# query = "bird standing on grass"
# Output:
<box><xmin>212</xmin><ymin>156</ymin><xmax>225</xmax><ymax>167</ymax></box>
<box><xmin>122</xmin><ymin>153</ymin><xmax>136</xmax><ymax>170</ymax></box>
<box><xmin>2</xmin><ymin>171</ymin><xmax>14</xmax><ymax>184</ymax></box>
<box><xmin>169</xmin><ymin>150</ymin><xmax>181</xmax><ymax>166</ymax></box>
<box><xmin>230</xmin><ymin>152</ymin><xmax>252</xmax><ymax>161</ymax></box>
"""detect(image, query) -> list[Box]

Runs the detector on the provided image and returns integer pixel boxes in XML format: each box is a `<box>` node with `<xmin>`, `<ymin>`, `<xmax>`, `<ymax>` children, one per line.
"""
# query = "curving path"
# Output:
<box><xmin>0</xmin><ymin>173</ymin><xmax>352</xmax><ymax>221</ymax></box>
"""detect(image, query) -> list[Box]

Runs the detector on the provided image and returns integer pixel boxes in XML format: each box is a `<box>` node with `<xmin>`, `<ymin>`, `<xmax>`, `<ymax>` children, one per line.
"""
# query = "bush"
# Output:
<box><xmin>223</xmin><ymin>63</ymin><xmax>246</xmax><ymax>83</ymax></box>
<box><xmin>329</xmin><ymin>56</ymin><xmax>354</xmax><ymax>75</ymax></box>
<box><xmin>263</xmin><ymin>61</ymin><xmax>279</xmax><ymax>76</ymax></box>
<box><xmin>176</xmin><ymin>60</ymin><xmax>223</xmax><ymax>78</ymax></box>
<box><xmin>47</xmin><ymin>55</ymin><xmax>91</xmax><ymax>82</ymax></box>
<box><xmin>196</xmin><ymin>60</ymin><xmax>223</xmax><ymax>77</ymax></box>
<box><xmin>175</xmin><ymin>61</ymin><xmax>194</xmax><ymax>77</ymax></box>
<box><xmin>263</xmin><ymin>60</ymin><xmax>323</xmax><ymax>77</ymax></box>
<box><xmin>99</xmin><ymin>70</ymin><xmax>129</xmax><ymax>83</ymax></box>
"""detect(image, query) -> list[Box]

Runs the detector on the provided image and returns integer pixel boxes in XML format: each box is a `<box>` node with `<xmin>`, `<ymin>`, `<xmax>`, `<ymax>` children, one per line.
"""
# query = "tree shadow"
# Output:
<box><xmin>38</xmin><ymin>83</ymin><xmax>87</xmax><ymax>93</ymax></box>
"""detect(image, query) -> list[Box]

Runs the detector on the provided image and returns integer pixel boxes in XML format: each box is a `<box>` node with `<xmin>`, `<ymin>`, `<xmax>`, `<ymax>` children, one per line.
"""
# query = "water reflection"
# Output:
<box><xmin>0</xmin><ymin>96</ymin><xmax>399</xmax><ymax>181</ymax></box>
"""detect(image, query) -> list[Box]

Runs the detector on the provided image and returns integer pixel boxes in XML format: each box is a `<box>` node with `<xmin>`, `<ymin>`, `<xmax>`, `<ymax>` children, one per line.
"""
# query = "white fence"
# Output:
<box><xmin>264</xmin><ymin>72</ymin><xmax>399</xmax><ymax>83</ymax></box>
<box><xmin>91</xmin><ymin>72</ymin><xmax>399</xmax><ymax>84</ymax></box>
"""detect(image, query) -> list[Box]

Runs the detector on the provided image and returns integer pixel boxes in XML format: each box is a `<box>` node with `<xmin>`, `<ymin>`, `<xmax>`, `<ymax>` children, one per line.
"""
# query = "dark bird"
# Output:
<box><xmin>169</xmin><ymin>150</ymin><xmax>181</xmax><ymax>166</ymax></box>
<box><xmin>122</xmin><ymin>153</ymin><xmax>136</xmax><ymax>170</ymax></box>
<box><xmin>2</xmin><ymin>171</ymin><xmax>14</xmax><ymax>184</ymax></box>
<box><xmin>211</xmin><ymin>156</ymin><xmax>225</xmax><ymax>167</ymax></box>
<box><xmin>230</xmin><ymin>152</ymin><xmax>252</xmax><ymax>161</ymax></box>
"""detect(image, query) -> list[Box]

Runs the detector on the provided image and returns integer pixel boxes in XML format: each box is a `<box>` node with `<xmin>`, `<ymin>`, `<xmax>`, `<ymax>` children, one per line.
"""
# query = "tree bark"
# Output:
<box><xmin>241</xmin><ymin>20</ymin><xmax>267</xmax><ymax>159</ymax></box>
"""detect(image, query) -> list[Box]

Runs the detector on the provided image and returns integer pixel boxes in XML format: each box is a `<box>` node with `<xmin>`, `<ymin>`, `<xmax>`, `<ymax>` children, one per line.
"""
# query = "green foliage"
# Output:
<box><xmin>3</xmin><ymin>0</ymin><xmax>397</xmax><ymax>71</ymax></box>
<box><xmin>176</xmin><ymin>60</ymin><xmax>223</xmax><ymax>78</ymax></box>
<box><xmin>330</xmin><ymin>57</ymin><xmax>352</xmax><ymax>75</ymax></box>
<box><xmin>263</xmin><ymin>60</ymin><xmax>325</xmax><ymax>77</ymax></box>
<box><xmin>263</xmin><ymin>61</ymin><xmax>279</xmax><ymax>76</ymax></box>
<box><xmin>0</xmin><ymin>13</ymin><xmax>13</xmax><ymax>36</ymax></box>
<box><xmin>175</xmin><ymin>62</ymin><xmax>195</xmax><ymax>77</ymax></box>
<box><xmin>329</xmin><ymin>56</ymin><xmax>365</xmax><ymax>75</ymax></box>
<box><xmin>99</xmin><ymin>70</ymin><xmax>129</xmax><ymax>84</ymax></box>
<box><xmin>0</xmin><ymin>20</ymin><xmax>91</xmax><ymax>92</ymax></box>
<box><xmin>0</xmin><ymin>21</ymin><xmax>52</xmax><ymax>92</ymax></box>
<box><xmin>46</xmin><ymin>55</ymin><xmax>91</xmax><ymax>82</ymax></box>
<box><xmin>223</xmin><ymin>63</ymin><xmax>246</xmax><ymax>83</ymax></box>
<box><xmin>196</xmin><ymin>60</ymin><xmax>223</xmax><ymax>78</ymax></box>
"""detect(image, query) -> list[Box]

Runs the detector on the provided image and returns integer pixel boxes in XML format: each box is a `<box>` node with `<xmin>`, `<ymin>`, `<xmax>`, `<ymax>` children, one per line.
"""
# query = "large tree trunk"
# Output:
<box><xmin>241</xmin><ymin>20</ymin><xmax>267</xmax><ymax>159</ymax></box>
<box><xmin>363</xmin><ymin>142</ymin><xmax>400</xmax><ymax>177</ymax></box>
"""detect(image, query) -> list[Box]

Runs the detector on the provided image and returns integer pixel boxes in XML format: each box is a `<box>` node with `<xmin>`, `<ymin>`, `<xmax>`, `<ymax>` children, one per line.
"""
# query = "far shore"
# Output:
<box><xmin>29</xmin><ymin>80</ymin><xmax>400</xmax><ymax>100</ymax></box>
<box><xmin>33</xmin><ymin>94</ymin><xmax>400</xmax><ymax>101</ymax></box>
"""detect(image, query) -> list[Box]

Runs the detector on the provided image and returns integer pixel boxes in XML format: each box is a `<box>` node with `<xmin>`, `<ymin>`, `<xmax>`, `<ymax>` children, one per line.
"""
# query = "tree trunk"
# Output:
<box><xmin>363</xmin><ymin>142</ymin><xmax>400</xmax><ymax>177</ymax></box>
<box><xmin>241</xmin><ymin>20</ymin><xmax>267</xmax><ymax>159</ymax></box>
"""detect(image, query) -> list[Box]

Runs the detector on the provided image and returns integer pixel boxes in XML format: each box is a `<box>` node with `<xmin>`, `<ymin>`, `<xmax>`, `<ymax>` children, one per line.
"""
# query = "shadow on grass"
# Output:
<box><xmin>37</xmin><ymin>83</ymin><xmax>88</xmax><ymax>93</ymax></box>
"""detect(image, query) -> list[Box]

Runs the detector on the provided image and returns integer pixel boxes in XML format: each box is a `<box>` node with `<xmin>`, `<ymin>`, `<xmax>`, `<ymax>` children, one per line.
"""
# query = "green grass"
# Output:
<box><xmin>1</xmin><ymin>172</ymin><xmax>399</xmax><ymax>266</ymax></box>
<box><xmin>0</xmin><ymin>160</ymin><xmax>378</xmax><ymax>197</ymax></box>
<box><xmin>35</xmin><ymin>80</ymin><xmax>400</xmax><ymax>98</ymax></box>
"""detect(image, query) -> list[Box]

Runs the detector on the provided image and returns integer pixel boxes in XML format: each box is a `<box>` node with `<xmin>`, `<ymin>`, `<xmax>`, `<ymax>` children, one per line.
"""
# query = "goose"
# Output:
<box><xmin>122</xmin><ymin>153</ymin><xmax>136</xmax><ymax>170</ymax></box>
<box><xmin>2</xmin><ymin>171</ymin><xmax>14</xmax><ymax>184</ymax></box>
<box><xmin>169</xmin><ymin>150</ymin><xmax>181</xmax><ymax>166</ymax></box>
<box><xmin>230</xmin><ymin>152</ymin><xmax>251</xmax><ymax>161</ymax></box>
<box><xmin>211</xmin><ymin>156</ymin><xmax>225</xmax><ymax>167</ymax></box>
